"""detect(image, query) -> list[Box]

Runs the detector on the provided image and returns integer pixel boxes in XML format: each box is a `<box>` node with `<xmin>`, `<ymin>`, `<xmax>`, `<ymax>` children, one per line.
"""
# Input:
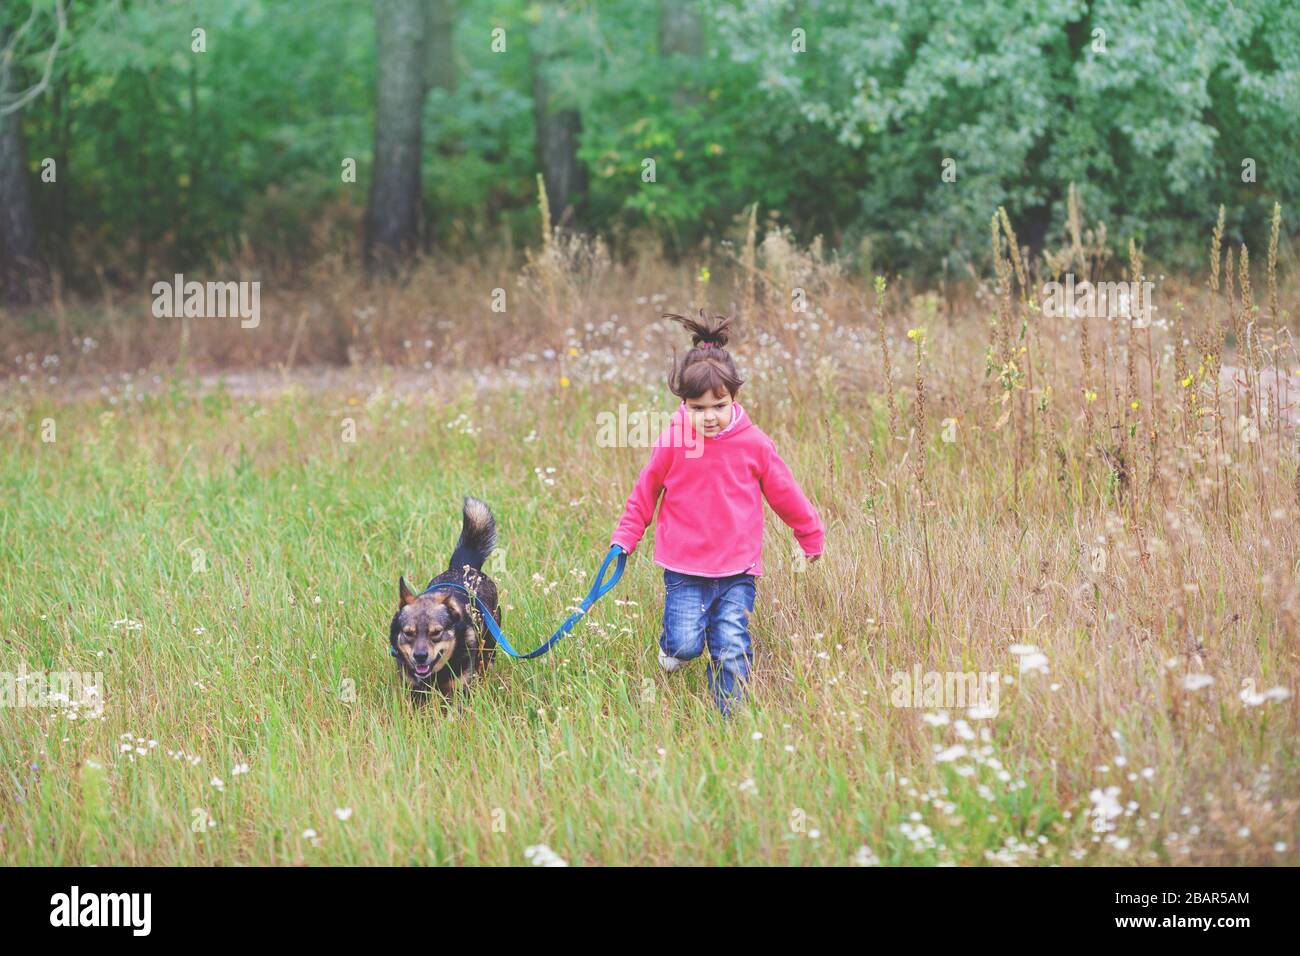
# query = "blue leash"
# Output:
<box><xmin>406</xmin><ymin>545</ymin><xmax>627</xmax><ymax>660</ymax></box>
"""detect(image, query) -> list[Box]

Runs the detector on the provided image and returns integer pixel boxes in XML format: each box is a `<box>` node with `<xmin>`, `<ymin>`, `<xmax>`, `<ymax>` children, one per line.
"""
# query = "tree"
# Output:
<box><xmin>530</xmin><ymin>0</ymin><xmax>586</xmax><ymax>230</ymax></box>
<box><xmin>660</xmin><ymin>0</ymin><xmax>701</xmax><ymax>108</ymax></box>
<box><xmin>364</xmin><ymin>0</ymin><xmax>454</xmax><ymax>273</ymax></box>
<box><xmin>659</xmin><ymin>0</ymin><xmax>701</xmax><ymax>59</ymax></box>
<box><xmin>0</xmin><ymin>0</ymin><xmax>66</xmax><ymax>305</ymax></box>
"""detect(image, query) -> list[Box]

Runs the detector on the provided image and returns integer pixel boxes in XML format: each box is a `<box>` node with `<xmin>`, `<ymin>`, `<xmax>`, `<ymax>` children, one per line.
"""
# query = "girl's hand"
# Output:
<box><xmin>807</xmin><ymin>553</ymin><xmax>821</xmax><ymax>564</ymax></box>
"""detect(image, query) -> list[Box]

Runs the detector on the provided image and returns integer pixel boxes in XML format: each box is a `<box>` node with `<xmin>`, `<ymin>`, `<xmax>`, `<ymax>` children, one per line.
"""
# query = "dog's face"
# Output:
<box><xmin>390</xmin><ymin>578</ymin><xmax>474</xmax><ymax>682</ymax></box>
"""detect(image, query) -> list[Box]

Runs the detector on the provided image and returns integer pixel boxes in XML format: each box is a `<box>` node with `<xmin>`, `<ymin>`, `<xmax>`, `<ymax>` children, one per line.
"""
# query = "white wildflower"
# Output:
<box><xmin>524</xmin><ymin>844</ymin><xmax>568</xmax><ymax>867</ymax></box>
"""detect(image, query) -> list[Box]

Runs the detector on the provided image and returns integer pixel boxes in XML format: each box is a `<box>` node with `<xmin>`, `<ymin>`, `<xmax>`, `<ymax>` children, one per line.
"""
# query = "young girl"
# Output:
<box><xmin>610</xmin><ymin>310</ymin><xmax>824</xmax><ymax>716</ymax></box>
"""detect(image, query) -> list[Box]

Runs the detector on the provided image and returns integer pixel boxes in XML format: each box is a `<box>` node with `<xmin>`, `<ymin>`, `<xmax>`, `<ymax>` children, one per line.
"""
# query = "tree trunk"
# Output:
<box><xmin>659</xmin><ymin>0</ymin><xmax>702</xmax><ymax>110</ymax></box>
<box><xmin>660</xmin><ymin>0</ymin><xmax>702</xmax><ymax>59</ymax></box>
<box><xmin>364</xmin><ymin>0</ymin><xmax>434</xmax><ymax>274</ymax></box>
<box><xmin>50</xmin><ymin>48</ymin><xmax>69</xmax><ymax>261</ymax></box>
<box><xmin>531</xmin><ymin>3</ymin><xmax>587</xmax><ymax>231</ymax></box>
<box><xmin>0</xmin><ymin>25</ymin><xmax>45</xmax><ymax>305</ymax></box>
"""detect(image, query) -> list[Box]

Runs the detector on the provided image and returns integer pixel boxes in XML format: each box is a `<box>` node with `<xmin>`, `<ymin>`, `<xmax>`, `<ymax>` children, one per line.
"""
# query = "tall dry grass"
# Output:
<box><xmin>1</xmin><ymin>191</ymin><xmax>1298</xmax><ymax>864</ymax></box>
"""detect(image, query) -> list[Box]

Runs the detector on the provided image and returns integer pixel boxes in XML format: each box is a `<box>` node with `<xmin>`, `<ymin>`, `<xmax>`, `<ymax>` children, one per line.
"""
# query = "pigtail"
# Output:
<box><xmin>663</xmin><ymin>309</ymin><xmax>745</xmax><ymax>399</ymax></box>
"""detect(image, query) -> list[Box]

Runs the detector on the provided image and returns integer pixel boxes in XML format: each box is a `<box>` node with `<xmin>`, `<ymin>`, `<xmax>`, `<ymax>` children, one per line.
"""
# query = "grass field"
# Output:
<box><xmin>2</xmin><ymin>211</ymin><xmax>1298</xmax><ymax>866</ymax></box>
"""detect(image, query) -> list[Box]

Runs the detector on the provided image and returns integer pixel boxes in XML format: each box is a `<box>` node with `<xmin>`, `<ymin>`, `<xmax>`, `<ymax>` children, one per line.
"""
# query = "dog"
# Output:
<box><xmin>389</xmin><ymin>496</ymin><xmax>500</xmax><ymax>703</ymax></box>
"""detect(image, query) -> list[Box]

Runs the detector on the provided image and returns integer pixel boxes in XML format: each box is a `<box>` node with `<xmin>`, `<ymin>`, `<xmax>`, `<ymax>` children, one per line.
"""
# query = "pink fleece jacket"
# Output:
<box><xmin>610</xmin><ymin>401</ymin><xmax>825</xmax><ymax>577</ymax></box>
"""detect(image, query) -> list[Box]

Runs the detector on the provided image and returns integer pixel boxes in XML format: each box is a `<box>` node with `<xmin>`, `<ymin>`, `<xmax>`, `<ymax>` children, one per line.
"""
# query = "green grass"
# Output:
<box><xmin>0</xmin><ymin>373</ymin><xmax>1295</xmax><ymax>865</ymax></box>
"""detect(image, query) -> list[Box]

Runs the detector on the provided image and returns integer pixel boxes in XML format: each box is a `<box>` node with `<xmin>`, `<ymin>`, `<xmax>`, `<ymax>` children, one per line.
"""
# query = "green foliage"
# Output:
<box><xmin>24</xmin><ymin>0</ymin><xmax>373</xmax><ymax>276</ymax></box>
<box><xmin>711</xmin><ymin>0</ymin><xmax>1300</xmax><ymax>272</ymax></box>
<box><xmin>15</xmin><ymin>0</ymin><xmax>1300</xmax><ymax>279</ymax></box>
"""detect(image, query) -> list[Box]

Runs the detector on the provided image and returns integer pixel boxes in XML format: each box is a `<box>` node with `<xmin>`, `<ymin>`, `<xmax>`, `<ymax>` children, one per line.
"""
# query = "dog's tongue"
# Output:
<box><xmin>415</xmin><ymin>664</ymin><xmax>432</xmax><ymax>676</ymax></box>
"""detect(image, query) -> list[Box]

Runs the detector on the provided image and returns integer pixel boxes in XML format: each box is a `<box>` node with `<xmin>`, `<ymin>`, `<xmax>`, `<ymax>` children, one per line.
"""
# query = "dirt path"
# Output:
<box><xmin>0</xmin><ymin>362</ymin><xmax>553</xmax><ymax>404</ymax></box>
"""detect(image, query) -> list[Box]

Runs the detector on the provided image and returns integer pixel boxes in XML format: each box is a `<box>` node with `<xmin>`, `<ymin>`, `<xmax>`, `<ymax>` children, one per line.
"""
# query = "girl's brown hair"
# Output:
<box><xmin>664</xmin><ymin>309</ymin><xmax>745</xmax><ymax>400</ymax></box>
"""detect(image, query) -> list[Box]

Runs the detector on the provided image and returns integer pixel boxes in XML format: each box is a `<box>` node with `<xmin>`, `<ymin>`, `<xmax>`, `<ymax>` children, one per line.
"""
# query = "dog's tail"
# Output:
<box><xmin>448</xmin><ymin>496</ymin><xmax>497</xmax><ymax>573</ymax></box>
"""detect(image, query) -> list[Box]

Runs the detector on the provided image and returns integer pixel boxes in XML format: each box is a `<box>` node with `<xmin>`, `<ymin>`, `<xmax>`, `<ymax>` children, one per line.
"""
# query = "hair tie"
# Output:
<box><xmin>698</xmin><ymin>342</ymin><xmax>717</xmax><ymax>350</ymax></box>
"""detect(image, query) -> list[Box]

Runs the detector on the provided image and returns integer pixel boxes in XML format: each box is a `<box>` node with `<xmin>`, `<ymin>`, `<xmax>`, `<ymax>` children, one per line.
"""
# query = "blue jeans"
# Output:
<box><xmin>659</xmin><ymin>568</ymin><xmax>757</xmax><ymax>717</ymax></box>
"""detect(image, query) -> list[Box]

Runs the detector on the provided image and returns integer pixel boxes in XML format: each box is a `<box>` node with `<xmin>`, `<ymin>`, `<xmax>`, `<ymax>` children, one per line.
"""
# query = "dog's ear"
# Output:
<box><xmin>399</xmin><ymin>576</ymin><xmax>418</xmax><ymax>607</ymax></box>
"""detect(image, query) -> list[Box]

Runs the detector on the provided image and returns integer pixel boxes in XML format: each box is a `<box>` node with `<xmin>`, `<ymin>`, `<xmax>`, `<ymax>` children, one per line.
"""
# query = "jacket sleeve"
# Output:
<box><xmin>759</xmin><ymin>438</ymin><xmax>825</xmax><ymax>556</ymax></box>
<box><xmin>610</xmin><ymin>435</ymin><xmax>674</xmax><ymax>554</ymax></box>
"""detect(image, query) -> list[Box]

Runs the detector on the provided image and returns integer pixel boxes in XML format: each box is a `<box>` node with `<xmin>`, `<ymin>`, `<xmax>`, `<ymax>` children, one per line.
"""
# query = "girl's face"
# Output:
<box><xmin>685</xmin><ymin>388</ymin><xmax>734</xmax><ymax>437</ymax></box>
